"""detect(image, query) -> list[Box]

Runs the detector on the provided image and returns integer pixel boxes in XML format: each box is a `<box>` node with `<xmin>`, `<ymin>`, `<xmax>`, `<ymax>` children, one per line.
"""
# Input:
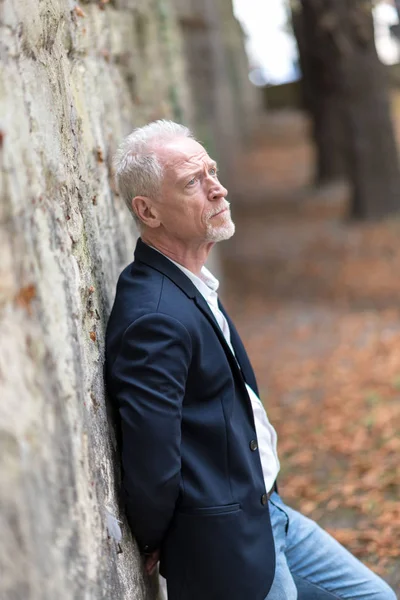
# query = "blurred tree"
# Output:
<box><xmin>395</xmin><ymin>0</ymin><xmax>400</xmax><ymax>20</ymax></box>
<box><xmin>291</xmin><ymin>0</ymin><xmax>400</xmax><ymax>219</ymax></box>
<box><xmin>291</xmin><ymin>3</ymin><xmax>347</xmax><ymax>184</ymax></box>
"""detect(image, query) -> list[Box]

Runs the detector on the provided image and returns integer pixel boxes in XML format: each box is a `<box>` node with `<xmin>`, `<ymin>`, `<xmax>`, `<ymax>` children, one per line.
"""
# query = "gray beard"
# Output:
<box><xmin>205</xmin><ymin>218</ymin><xmax>235</xmax><ymax>242</ymax></box>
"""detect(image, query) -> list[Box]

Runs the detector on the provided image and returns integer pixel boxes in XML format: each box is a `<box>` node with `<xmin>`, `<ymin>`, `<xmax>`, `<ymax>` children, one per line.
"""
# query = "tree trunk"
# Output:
<box><xmin>291</xmin><ymin>5</ymin><xmax>347</xmax><ymax>184</ymax></box>
<box><xmin>297</xmin><ymin>0</ymin><xmax>400</xmax><ymax>219</ymax></box>
<box><xmin>395</xmin><ymin>0</ymin><xmax>400</xmax><ymax>22</ymax></box>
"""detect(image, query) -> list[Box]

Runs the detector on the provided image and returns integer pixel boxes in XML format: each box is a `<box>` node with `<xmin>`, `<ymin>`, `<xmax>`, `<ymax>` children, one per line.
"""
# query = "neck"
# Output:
<box><xmin>141</xmin><ymin>232</ymin><xmax>214</xmax><ymax>276</ymax></box>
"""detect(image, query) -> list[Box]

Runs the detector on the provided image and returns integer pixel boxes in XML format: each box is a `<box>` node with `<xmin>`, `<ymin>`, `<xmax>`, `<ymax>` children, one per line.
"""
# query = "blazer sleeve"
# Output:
<box><xmin>110</xmin><ymin>312</ymin><xmax>192</xmax><ymax>553</ymax></box>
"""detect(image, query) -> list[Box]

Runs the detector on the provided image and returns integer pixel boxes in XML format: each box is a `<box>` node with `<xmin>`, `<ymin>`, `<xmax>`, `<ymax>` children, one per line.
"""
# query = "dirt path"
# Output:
<box><xmin>221</xmin><ymin>112</ymin><xmax>400</xmax><ymax>590</ymax></box>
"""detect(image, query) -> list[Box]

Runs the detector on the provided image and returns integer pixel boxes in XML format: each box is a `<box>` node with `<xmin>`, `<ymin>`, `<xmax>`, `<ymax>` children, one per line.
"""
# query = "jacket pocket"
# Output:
<box><xmin>178</xmin><ymin>503</ymin><xmax>240</xmax><ymax>516</ymax></box>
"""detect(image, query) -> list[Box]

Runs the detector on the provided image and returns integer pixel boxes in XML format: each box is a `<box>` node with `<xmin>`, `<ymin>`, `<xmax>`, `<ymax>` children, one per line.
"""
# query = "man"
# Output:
<box><xmin>106</xmin><ymin>120</ymin><xmax>396</xmax><ymax>600</ymax></box>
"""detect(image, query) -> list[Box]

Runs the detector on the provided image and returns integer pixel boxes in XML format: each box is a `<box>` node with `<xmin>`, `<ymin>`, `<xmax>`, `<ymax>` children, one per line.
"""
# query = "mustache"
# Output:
<box><xmin>206</xmin><ymin>201</ymin><xmax>231</xmax><ymax>219</ymax></box>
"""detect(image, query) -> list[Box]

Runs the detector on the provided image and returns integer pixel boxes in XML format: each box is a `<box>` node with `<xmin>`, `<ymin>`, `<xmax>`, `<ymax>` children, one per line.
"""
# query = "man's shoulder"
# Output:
<box><xmin>108</xmin><ymin>258</ymin><xmax>196</xmax><ymax>334</ymax></box>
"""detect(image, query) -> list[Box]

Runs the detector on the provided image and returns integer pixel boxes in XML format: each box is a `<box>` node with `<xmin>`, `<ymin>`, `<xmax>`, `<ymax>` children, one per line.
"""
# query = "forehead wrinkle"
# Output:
<box><xmin>173</xmin><ymin>151</ymin><xmax>208</xmax><ymax>168</ymax></box>
<box><xmin>154</xmin><ymin>141</ymin><xmax>216</xmax><ymax>184</ymax></box>
<box><xmin>176</xmin><ymin>153</ymin><xmax>216</xmax><ymax>174</ymax></box>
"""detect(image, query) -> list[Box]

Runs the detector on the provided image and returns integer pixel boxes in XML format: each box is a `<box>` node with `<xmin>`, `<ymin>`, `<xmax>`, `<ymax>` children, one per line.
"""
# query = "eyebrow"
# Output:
<box><xmin>177</xmin><ymin>161</ymin><xmax>218</xmax><ymax>184</ymax></box>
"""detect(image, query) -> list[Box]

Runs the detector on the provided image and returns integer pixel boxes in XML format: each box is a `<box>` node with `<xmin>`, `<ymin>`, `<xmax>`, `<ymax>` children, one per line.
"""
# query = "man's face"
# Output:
<box><xmin>152</xmin><ymin>137</ymin><xmax>235</xmax><ymax>244</ymax></box>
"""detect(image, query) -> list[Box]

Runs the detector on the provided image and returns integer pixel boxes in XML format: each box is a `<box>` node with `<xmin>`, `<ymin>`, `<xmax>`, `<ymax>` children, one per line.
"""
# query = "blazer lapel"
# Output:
<box><xmin>193</xmin><ymin>294</ymin><xmax>244</xmax><ymax>376</ymax></box>
<box><xmin>218</xmin><ymin>300</ymin><xmax>260</xmax><ymax>397</ymax></box>
<box><xmin>135</xmin><ymin>240</ymin><xmax>233</xmax><ymax>362</ymax></box>
<box><xmin>134</xmin><ymin>238</ymin><xmax>198</xmax><ymax>300</ymax></box>
<box><xmin>135</xmin><ymin>239</ymin><xmax>256</xmax><ymax>427</ymax></box>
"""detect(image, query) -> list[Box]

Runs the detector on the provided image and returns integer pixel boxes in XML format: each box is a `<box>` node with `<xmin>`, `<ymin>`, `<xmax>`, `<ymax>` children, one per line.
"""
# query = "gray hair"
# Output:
<box><xmin>114</xmin><ymin>119</ymin><xmax>194</xmax><ymax>227</ymax></box>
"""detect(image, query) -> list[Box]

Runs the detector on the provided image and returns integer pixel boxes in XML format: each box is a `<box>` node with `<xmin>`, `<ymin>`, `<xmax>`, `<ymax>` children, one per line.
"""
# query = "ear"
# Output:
<box><xmin>131</xmin><ymin>196</ymin><xmax>161</xmax><ymax>229</ymax></box>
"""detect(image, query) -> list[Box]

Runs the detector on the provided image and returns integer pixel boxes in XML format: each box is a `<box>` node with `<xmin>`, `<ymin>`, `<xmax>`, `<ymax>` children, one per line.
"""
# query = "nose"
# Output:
<box><xmin>208</xmin><ymin>179</ymin><xmax>228</xmax><ymax>202</ymax></box>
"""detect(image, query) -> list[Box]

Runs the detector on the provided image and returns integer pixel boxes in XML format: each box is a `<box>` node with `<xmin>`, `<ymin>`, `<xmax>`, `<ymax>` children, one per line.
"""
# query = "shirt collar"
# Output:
<box><xmin>148</xmin><ymin>245</ymin><xmax>220</xmax><ymax>301</ymax></box>
<box><xmin>176</xmin><ymin>263</ymin><xmax>219</xmax><ymax>304</ymax></box>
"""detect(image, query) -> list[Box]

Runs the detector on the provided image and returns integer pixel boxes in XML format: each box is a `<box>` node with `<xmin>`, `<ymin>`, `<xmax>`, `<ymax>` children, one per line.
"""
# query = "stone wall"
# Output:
<box><xmin>0</xmin><ymin>1</ymin><xmax>257</xmax><ymax>598</ymax></box>
<box><xmin>0</xmin><ymin>1</ymin><xmax>190</xmax><ymax>598</ymax></box>
<box><xmin>170</xmin><ymin>0</ymin><xmax>261</xmax><ymax>184</ymax></box>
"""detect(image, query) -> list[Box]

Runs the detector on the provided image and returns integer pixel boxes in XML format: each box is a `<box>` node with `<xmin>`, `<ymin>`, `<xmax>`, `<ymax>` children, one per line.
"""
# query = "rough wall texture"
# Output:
<box><xmin>0</xmin><ymin>0</ymin><xmax>257</xmax><ymax>598</ymax></box>
<box><xmin>0</xmin><ymin>1</ymin><xmax>190</xmax><ymax>598</ymax></box>
<box><xmin>170</xmin><ymin>0</ymin><xmax>261</xmax><ymax>182</ymax></box>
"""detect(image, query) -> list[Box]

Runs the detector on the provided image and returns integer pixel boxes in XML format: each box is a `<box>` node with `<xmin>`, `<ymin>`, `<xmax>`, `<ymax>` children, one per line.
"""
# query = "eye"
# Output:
<box><xmin>209</xmin><ymin>167</ymin><xmax>218</xmax><ymax>176</ymax></box>
<box><xmin>186</xmin><ymin>177</ymin><xmax>197</xmax><ymax>187</ymax></box>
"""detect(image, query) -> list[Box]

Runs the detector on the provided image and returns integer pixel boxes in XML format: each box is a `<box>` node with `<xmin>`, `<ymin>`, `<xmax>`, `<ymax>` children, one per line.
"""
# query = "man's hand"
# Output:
<box><xmin>144</xmin><ymin>549</ymin><xmax>160</xmax><ymax>575</ymax></box>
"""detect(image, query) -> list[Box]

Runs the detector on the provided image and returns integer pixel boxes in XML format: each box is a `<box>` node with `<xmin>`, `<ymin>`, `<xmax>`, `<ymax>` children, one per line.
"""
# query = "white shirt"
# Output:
<box><xmin>158</xmin><ymin>252</ymin><xmax>280</xmax><ymax>492</ymax></box>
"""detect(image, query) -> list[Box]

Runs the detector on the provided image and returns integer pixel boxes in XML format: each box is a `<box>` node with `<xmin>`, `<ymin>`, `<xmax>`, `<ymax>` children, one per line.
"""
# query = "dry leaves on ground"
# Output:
<box><xmin>222</xmin><ymin>118</ymin><xmax>400</xmax><ymax>590</ymax></box>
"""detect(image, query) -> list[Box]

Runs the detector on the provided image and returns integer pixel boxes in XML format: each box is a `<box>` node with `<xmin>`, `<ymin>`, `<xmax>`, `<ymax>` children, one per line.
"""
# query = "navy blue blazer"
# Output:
<box><xmin>105</xmin><ymin>239</ymin><xmax>275</xmax><ymax>600</ymax></box>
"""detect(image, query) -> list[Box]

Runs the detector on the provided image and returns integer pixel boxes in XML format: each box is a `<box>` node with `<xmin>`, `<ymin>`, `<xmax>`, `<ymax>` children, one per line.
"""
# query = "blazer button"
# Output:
<box><xmin>250</xmin><ymin>439</ymin><xmax>258</xmax><ymax>451</ymax></box>
<box><xmin>261</xmin><ymin>493</ymin><xmax>268</xmax><ymax>506</ymax></box>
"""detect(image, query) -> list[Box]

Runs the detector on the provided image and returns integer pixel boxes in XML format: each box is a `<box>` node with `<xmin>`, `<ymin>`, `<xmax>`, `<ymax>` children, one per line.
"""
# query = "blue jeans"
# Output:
<box><xmin>265</xmin><ymin>493</ymin><xmax>397</xmax><ymax>600</ymax></box>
